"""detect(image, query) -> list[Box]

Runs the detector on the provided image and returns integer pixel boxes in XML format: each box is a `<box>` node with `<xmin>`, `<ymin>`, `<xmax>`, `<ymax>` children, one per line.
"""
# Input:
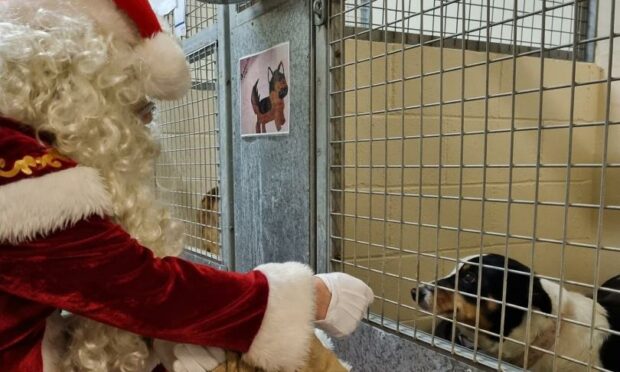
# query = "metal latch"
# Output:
<box><xmin>313</xmin><ymin>0</ymin><xmax>326</xmax><ymax>26</ymax></box>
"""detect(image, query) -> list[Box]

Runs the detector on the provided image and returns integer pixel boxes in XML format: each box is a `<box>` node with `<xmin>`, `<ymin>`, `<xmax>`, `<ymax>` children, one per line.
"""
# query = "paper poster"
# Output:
<box><xmin>239</xmin><ymin>42</ymin><xmax>290</xmax><ymax>137</ymax></box>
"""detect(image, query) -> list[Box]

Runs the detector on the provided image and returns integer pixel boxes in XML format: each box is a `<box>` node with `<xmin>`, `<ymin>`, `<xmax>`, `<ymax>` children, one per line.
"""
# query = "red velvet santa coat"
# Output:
<box><xmin>0</xmin><ymin>118</ymin><xmax>316</xmax><ymax>372</ymax></box>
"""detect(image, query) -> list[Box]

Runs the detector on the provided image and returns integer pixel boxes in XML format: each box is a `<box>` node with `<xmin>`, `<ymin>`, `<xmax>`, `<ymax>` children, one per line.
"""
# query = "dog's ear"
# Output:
<box><xmin>531</xmin><ymin>278</ymin><xmax>552</xmax><ymax>314</ymax></box>
<box><xmin>277</xmin><ymin>61</ymin><xmax>284</xmax><ymax>71</ymax></box>
<box><xmin>202</xmin><ymin>186</ymin><xmax>219</xmax><ymax>211</ymax></box>
<box><xmin>268</xmin><ymin>67</ymin><xmax>273</xmax><ymax>81</ymax></box>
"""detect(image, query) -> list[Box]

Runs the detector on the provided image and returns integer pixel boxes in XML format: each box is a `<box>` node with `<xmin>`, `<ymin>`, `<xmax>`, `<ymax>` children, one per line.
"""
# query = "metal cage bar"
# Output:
<box><xmin>343</xmin><ymin>0</ymin><xmax>590</xmax><ymax>60</ymax></box>
<box><xmin>326</xmin><ymin>0</ymin><xmax>620</xmax><ymax>370</ymax></box>
<box><xmin>155</xmin><ymin>42</ymin><xmax>222</xmax><ymax>262</ymax></box>
<box><xmin>163</xmin><ymin>0</ymin><xmax>217</xmax><ymax>39</ymax></box>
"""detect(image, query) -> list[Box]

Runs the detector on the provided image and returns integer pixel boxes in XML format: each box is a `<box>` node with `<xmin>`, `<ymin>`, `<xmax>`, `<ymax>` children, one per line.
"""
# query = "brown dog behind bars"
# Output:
<box><xmin>251</xmin><ymin>61</ymin><xmax>288</xmax><ymax>134</ymax></box>
<box><xmin>199</xmin><ymin>186</ymin><xmax>219</xmax><ymax>255</ymax></box>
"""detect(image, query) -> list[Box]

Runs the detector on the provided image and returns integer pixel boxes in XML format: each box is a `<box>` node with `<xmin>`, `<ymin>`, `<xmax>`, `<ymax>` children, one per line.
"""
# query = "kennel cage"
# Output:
<box><xmin>324</xmin><ymin>0</ymin><xmax>620</xmax><ymax>370</ymax></box>
<box><xmin>162</xmin><ymin>0</ymin><xmax>218</xmax><ymax>39</ymax></box>
<box><xmin>152</xmin><ymin>0</ymin><xmax>619</xmax><ymax>370</ymax></box>
<box><xmin>154</xmin><ymin>1</ymin><xmax>223</xmax><ymax>261</ymax></box>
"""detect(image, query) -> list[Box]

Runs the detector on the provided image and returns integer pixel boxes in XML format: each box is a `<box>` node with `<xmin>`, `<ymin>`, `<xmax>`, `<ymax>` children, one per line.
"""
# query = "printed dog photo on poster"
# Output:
<box><xmin>239</xmin><ymin>42</ymin><xmax>290</xmax><ymax>137</ymax></box>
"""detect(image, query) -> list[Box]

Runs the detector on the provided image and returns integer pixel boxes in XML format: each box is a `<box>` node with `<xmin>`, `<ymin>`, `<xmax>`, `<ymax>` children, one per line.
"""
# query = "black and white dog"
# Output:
<box><xmin>411</xmin><ymin>254</ymin><xmax>620</xmax><ymax>371</ymax></box>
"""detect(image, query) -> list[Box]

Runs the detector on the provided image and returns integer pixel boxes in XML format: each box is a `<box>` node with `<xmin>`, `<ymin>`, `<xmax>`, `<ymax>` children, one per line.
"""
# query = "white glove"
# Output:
<box><xmin>314</xmin><ymin>272</ymin><xmax>374</xmax><ymax>338</ymax></box>
<box><xmin>152</xmin><ymin>339</ymin><xmax>226</xmax><ymax>372</ymax></box>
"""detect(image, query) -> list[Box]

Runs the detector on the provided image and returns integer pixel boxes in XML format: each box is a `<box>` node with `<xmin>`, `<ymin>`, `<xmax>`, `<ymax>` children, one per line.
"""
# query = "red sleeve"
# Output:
<box><xmin>0</xmin><ymin>216</ymin><xmax>269</xmax><ymax>352</ymax></box>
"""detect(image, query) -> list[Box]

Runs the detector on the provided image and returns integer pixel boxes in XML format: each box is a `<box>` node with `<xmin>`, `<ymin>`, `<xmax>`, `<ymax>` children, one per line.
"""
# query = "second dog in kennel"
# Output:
<box><xmin>198</xmin><ymin>186</ymin><xmax>220</xmax><ymax>255</ymax></box>
<box><xmin>412</xmin><ymin>254</ymin><xmax>620</xmax><ymax>371</ymax></box>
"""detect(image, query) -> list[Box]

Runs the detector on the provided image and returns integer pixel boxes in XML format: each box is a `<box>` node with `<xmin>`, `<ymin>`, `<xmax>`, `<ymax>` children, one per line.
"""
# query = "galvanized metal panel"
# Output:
<box><xmin>229</xmin><ymin>0</ymin><xmax>313</xmax><ymax>271</ymax></box>
<box><xmin>333</xmin><ymin>322</ymin><xmax>482</xmax><ymax>372</ymax></box>
<box><xmin>216</xmin><ymin>4</ymin><xmax>235</xmax><ymax>270</ymax></box>
<box><xmin>314</xmin><ymin>0</ymin><xmax>330</xmax><ymax>274</ymax></box>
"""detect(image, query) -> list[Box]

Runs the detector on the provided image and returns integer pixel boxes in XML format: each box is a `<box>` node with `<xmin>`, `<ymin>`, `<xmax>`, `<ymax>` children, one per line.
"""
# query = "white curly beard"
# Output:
<box><xmin>0</xmin><ymin>3</ymin><xmax>185</xmax><ymax>371</ymax></box>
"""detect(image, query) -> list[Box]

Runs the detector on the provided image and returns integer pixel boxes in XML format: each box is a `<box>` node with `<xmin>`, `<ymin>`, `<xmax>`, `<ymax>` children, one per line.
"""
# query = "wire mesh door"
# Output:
<box><xmin>155</xmin><ymin>1</ymin><xmax>222</xmax><ymax>262</ymax></box>
<box><xmin>325</xmin><ymin>0</ymin><xmax>620</xmax><ymax>370</ymax></box>
<box><xmin>163</xmin><ymin>0</ymin><xmax>218</xmax><ymax>39</ymax></box>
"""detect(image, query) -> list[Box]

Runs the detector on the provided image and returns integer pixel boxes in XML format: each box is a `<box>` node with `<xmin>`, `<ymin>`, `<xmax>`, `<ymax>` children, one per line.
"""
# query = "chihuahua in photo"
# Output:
<box><xmin>198</xmin><ymin>186</ymin><xmax>220</xmax><ymax>255</ymax></box>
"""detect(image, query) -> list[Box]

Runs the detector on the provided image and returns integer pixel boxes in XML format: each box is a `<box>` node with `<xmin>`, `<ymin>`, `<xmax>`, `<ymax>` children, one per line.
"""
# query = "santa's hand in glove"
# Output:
<box><xmin>314</xmin><ymin>273</ymin><xmax>374</xmax><ymax>338</ymax></box>
<box><xmin>157</xmin><ymin>273</ymin><xmax>373</xmax><ymax>371</ymax></box>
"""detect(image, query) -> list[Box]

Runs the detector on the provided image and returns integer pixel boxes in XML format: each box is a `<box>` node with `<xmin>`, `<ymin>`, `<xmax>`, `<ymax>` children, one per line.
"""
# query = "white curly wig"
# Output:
<box><xmin>0</xmin><ymin>1</ymin><xmax>189</xmax><ymax>371</ymax></box>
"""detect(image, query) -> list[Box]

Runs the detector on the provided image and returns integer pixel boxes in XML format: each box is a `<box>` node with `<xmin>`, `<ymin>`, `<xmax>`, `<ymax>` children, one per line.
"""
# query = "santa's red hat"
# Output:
<box><xmin>80</xmin><ymin>0</ymin><xmax>191</xmax><ymax>100</ymax></box>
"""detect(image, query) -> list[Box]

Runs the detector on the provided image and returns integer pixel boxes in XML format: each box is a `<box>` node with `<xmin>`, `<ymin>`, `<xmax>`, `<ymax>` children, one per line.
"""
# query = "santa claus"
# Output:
<box><xmin>0</xmin><ymin>0</ymin><xmax>373</xmax><ymax>371</ymax></box>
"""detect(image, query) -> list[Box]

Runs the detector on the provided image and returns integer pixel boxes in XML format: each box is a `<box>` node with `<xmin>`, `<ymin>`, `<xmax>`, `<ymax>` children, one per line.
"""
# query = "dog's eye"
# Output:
<box><xmin>461</xmin><ymin>272</ymin><xmax>476</xmax><ymax>284</ymax></box>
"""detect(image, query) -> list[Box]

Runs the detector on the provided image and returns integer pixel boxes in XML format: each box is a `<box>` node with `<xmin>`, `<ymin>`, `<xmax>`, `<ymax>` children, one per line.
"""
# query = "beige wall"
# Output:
<box><xmin>334</xmin><ymin>39</ymin><xmax>619</xmax><ymax>323</ymax></box>
<box><xmin>595</xmin><ymin>0</ymin><xmax>620</xmax><ymax>283</ymax></box>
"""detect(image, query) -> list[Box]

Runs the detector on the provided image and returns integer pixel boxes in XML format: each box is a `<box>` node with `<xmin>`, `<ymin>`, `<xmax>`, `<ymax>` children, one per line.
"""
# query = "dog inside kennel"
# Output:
<box><xmin>148</xmin><ymin>0</ymin><xmax>620</xmax><ymax>371</ymax></box>
<box><xmin>326</xmin><ymin>0</ymin><xmax>620</xmax><ymax>371</ymax></box>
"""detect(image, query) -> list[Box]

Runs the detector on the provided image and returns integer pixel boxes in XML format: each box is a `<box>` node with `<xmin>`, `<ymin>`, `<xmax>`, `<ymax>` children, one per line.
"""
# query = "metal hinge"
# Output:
<box><xmin>313</xmin><ymin>0</ymin><xmax>326</xmax><ymax>26</ymax></box>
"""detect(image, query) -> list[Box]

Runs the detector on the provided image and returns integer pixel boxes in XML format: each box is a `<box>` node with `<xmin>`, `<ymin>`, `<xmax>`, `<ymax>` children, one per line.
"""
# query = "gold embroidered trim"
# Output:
<box><xmin>0</xmin><ymin>150</ymin><xmax>71</xmax><ymax>178</ymax></box>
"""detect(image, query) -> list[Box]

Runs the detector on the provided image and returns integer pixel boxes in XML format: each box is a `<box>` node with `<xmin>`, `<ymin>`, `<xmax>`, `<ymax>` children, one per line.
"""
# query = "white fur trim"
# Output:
<box><xmin>42</xmin><ymin>311</ymin><xmax>68</xmax><ymax>372</ymax></box>
<box><xmin>0</xmin><ymin>166</ymin><xmax>112</xmax><ymax>243</ymax></box>
<box><xmin>136</xmin><ymin>33</ymin><xmax>191</xmax><ymax>100</ymax></box>
<box><xmin>244</xmin><ymin>262</ymin><xmax>316</xmax><ymax>372</ymax></box>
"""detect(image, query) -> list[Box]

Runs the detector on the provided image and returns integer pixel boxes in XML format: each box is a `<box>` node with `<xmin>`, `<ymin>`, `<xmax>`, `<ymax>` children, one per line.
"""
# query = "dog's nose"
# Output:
<box><xmin>412</xmin><ymin>286</ymin><xmax>435</xmax><ymax>302</ymax></box>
